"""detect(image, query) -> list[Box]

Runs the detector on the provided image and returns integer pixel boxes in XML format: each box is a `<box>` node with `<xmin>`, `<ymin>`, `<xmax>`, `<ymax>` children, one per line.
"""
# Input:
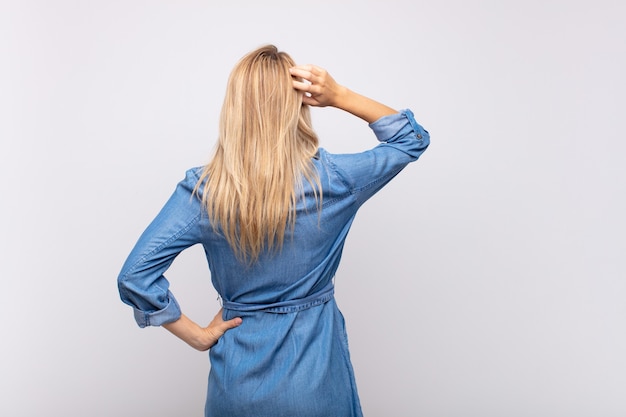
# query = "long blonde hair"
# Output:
<box><xmin>196</xmin><ymin>45</ymin><xmax>320</xmax><ymax>263</ymax></box>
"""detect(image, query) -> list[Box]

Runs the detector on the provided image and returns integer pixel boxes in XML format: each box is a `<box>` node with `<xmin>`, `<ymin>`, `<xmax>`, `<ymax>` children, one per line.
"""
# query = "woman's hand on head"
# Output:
<box><xmin>290</xmin><ymin>65</ymin><xmax>347</xmax><ymax>108</ymax></box>
<box><xmin>290</xmin><ymin>64</ymin><xmax>396</xmax><ymax>123</ymax></box>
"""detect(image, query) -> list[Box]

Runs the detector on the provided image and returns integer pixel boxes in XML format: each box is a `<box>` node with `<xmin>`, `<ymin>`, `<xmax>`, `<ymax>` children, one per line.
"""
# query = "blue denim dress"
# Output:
<box><xmin>118</xmin><ymin>110</ymin><xmax>429</xmax><ymax>417</ymax></box>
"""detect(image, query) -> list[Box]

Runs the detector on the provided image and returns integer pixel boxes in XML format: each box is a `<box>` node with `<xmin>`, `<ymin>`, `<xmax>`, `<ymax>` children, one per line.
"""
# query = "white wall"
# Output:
<box><xmin>1</xmin><ymin>1</ymin><xmax>625</xmax><ymax>416</ymax></box>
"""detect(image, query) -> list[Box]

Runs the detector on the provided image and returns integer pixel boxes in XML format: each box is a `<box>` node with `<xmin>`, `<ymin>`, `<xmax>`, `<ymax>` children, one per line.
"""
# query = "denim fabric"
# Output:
<box><xmin>118</xmin><ymin>110</ymin><xmax>429</xmax><ymax>417</ymax></box>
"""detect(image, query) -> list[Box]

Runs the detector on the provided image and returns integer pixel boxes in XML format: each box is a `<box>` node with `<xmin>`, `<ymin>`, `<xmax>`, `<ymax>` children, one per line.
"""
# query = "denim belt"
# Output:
<box><xmin>221</xmin><ymin>281</ymin><xmax>334</xmax><ymax>313</ymax></box>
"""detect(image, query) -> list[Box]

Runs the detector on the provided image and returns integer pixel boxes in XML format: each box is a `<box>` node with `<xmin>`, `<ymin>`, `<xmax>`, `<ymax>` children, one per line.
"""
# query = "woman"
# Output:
<box><xmin>118</xmin><ymin>45</ymin><xmax>429</xmax><ymax>417</ymax></box>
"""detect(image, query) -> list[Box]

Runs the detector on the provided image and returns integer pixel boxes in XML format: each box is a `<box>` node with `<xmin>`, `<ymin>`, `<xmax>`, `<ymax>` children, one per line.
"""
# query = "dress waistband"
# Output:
<box><xmin>221</xmin><ymin>282</ymin><xmax>334</xmax><ymax>313</ymax></box>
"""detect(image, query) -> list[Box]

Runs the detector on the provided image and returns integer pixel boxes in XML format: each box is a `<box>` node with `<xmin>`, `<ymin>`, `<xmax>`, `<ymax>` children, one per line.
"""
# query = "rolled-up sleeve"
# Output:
<box><xmin>117</xmin><ymin>168</ymin><xmax>204</xmax><ymax>327</ymax></box>
<box><xmin>370</xmin><ymin>109</ymin><xmax>429</xmax><ymax>158</ymax></box>
<box><xmin>328</xmin><ymin>109</ymin><xmax>430</xmax><ymax>207</ymax></box>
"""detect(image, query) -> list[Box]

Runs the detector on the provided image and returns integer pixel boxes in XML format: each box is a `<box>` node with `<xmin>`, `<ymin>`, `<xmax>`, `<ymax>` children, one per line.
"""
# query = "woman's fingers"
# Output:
<box><xmin>292</xmin><ymin>80</ymin><xmax>323</xmax><ymax>96</ymax></box>
<box><xmin>290</xmin><ymin>64</ymin><xmax>318</xmax><ymax>81</ymax></box>
<box><xmin>292</xmin><ymin>79</ymin><xmax>311</xmax><ymax>93</ymax></box>
<box><xmin>220</xmin><ymin>316</ymin><xmax>243</xmax><ymax>332</ymax></box>
<box><xmin>205</xmin><ymin>308</ymin><xmax>242</xmax><ymax>342</ymax></box>
<box><xmin>292</xmin><ymin>79</ymin><xmax>323</xmax><ymax>106</ymax></box>
<box><xmin>290</xmin><ymin>65</ymin><xmax>328</xmax><ymax>87</ymax></box>
<box><xmin>210</xmin><ymin>308</ymin><xmax>242</xmax><ymax>332</ymax></box>
<box><xmin>290</xmin><ymin>64</ymin><xmax>338</xmax><ymax>107</ymax></box>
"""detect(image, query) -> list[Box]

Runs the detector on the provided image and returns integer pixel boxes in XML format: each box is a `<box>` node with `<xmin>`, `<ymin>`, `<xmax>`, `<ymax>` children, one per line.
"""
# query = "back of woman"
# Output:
<box><xmin>118</xmin><ymin>45</ymin><xmax>429</xmax><ymax>417</ymax></box>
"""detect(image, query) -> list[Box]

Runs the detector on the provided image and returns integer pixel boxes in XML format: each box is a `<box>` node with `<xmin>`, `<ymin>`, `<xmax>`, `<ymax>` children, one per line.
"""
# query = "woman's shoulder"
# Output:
<box><xmin>186</xmin><ymin>166</ymin><xmax>204</xmax><ymax>178</ymax></box>
<box><xmin>170</xmin><ymin>166</ymin><xmax>206</xmax><ymax>197</ymax></box>
<box><xmin>181</xmin><ymin>166</ymin><xmax>205</xmax><ymax>185</ymax></box>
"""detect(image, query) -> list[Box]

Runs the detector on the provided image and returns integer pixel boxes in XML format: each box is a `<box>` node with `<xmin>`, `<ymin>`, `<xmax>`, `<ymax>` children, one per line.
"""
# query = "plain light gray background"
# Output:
<box><xmin>1</xmin><ymin>1</ymin><xmax>625</xmax><ymax>416</ymax></box>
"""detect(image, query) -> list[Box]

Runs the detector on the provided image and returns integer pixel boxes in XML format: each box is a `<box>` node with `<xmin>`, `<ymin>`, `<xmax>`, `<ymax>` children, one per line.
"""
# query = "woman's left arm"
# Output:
<box><xmin>118</xmin><ymin>168</ymin><xmax>242</xmax><ymax>349</ymax></box>
<box><xmin>117</xmin><ymin>169</ymin><xmax>203</xmax><ymax>327</ymax></box>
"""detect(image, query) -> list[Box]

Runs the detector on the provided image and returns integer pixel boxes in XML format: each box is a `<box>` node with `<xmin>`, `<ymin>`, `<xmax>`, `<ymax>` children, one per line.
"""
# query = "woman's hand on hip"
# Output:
<box><xmin>163</xmin><ymin>309</ymin><xmax>242</xmax><ymax>351</ymax></box>
<box><xmin>197</xmin><ymin>308</ymin><xmax>243</xmax><ymax>351</ymax></box>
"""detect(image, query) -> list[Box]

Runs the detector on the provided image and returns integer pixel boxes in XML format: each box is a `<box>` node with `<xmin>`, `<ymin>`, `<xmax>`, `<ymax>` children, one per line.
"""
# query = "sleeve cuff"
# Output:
<box><xmin>132</xmin><ymin>290</ymin><xmax>182</xmax><ymax>328</ymax></box>
<box><xmin>369</xmin><ymin>109</ymin><xmax>429</xmax><ymax>142</ymax></box>
<box><xmin>369</xmin><ymin>109</ymin><xmax>422</xmax><ymax>142</ymax></box>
